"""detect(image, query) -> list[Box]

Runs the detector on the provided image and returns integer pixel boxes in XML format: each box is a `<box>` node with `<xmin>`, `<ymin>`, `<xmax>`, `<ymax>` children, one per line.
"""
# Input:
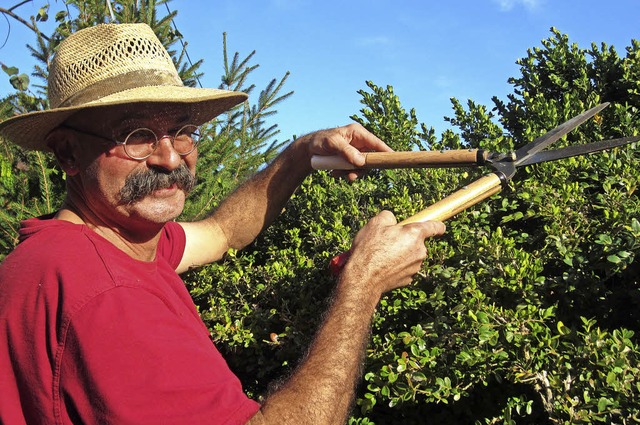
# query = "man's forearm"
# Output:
<box><xmin>249</xmin><ymin>274</ymin><xmax>381</xmax><ymax>425</ymax></box>
<box><xmin>208</xmin><ymin>123</ymin><xmax>391</xmax><ymax>252</ymax></box>
<box><xmin>210</xmin><ymin>139</ymin><xmax>312</xmax><ymax>250</ymax></box>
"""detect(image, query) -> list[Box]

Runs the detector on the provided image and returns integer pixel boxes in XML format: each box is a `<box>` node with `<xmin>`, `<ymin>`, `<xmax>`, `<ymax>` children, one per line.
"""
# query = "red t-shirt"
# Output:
<box><xmin>0</xmin><ymin>216</ymin><xmax>260</xmax><ymax>424</ymax></box>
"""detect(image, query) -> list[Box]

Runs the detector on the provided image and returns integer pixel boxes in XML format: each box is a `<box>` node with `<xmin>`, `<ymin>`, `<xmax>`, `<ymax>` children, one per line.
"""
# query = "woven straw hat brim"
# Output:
<box><xmin>0</xmin><ymin>85</ymin><xmax>247</xmax><ymax>152</ymax></box>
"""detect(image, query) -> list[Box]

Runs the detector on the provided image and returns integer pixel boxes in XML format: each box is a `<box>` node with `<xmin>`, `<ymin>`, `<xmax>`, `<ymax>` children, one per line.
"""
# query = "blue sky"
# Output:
<box><xmin>1</xmin><ymin>0</ymin><xmax>639</xmax><ymax>141</ymax></box>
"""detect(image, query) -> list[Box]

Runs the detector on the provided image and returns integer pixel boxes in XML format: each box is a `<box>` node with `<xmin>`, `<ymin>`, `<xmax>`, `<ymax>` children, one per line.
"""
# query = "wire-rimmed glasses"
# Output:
<box><xmin>61</xmin><ymin>124</ymin><xmax>201</xmax><ymax>160</ymax></box>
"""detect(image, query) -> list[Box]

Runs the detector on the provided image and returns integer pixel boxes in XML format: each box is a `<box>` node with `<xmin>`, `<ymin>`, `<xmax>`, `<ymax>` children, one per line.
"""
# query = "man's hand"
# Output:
<box><xmin>298</xmin><ymin>123</ymin><xmax>393</xmax><ymax>181</ymax></box>
<box><xmin>340</xmin><ymin>211</ymin><xmax>446</xmax><ymax>302</ymax></box>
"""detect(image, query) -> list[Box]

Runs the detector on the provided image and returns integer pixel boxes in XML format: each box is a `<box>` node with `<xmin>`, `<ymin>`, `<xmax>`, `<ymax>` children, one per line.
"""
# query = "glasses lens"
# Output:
<box><xmin>124</xmin><ymin>128</ymin><xmax>156</xmax><ymax>159</ymax></box>
<box><xmin>173</xmin><ymin>125</ymin><xmax>200</xmax><ymax>155</ymax></box>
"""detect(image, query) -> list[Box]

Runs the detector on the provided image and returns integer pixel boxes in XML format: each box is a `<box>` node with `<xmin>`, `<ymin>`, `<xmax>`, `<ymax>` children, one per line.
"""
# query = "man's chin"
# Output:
<box><xmin>124</xmin><ymin>191</ymin><xmax>187</xmax><ymax>224</ymax></box>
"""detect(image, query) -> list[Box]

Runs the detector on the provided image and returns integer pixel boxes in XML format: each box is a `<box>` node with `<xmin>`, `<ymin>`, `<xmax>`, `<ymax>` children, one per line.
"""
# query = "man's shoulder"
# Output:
<box><xmin>7</xmin><ymin>218</ymin><xmax>103</xmax><ymax>269</ymax></box>
<box><xmin>0</xmin><ymin>218</ymin><xmax>117</xmax><ymax>329</ymax></box>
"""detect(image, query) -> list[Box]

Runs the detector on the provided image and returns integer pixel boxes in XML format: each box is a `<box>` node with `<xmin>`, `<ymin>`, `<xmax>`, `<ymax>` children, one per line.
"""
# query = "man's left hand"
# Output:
<box><xmin>300</xmin><ymin>123</ymin><xmax>393</xmax><ymax>181</ymax></box>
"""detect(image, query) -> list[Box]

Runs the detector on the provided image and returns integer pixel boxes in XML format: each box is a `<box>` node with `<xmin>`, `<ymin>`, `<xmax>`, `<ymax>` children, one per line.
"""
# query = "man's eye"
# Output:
<box><xmin>124</xmin><ymin>129</ymin><xmax>156</xmax><ymax>144</ymax></box>
<box><xmin>176</xmin><ymin>125</ymin><xmax>200</xmax><ymax>141</ymax></box>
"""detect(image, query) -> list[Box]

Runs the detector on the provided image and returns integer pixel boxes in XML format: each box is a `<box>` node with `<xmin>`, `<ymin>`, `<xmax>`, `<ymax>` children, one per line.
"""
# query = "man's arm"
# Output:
<box><xmin>176</xmin><ymin>124</ymin><xmax>392</xmax><ymax>273</ymax></box>
<box><xmin>247</xmin><ymin>212</ymin><xmax>446</xmax><ymax>424</ymax></box>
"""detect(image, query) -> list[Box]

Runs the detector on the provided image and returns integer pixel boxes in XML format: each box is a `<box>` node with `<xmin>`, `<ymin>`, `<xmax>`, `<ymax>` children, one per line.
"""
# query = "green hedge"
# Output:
<box><xmin>184</xmin><ymin>29</ymin><xmax>639</xmax><ymax>424</ymax></box>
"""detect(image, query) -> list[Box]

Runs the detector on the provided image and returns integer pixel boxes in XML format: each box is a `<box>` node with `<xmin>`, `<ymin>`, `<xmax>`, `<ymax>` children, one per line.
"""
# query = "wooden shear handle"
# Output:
<box><xmin>330</xmin><ymin>173</ymin><xmax>504</xmax><ymax>275</ymax></box>
<box><xmin>312</xmin><ymin>150</ymin><xmax>487</xmax><ymax>170</ymax></box>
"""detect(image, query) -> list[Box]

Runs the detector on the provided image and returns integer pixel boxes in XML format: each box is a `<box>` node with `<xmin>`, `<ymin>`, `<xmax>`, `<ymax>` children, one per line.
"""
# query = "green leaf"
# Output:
<box><xmin>410</xmin><ymin>344</ymin><xmax>421</xmax><ymax>357</ymax></box>
<box><xmin>1</xmin><ymin>64</ymin><xmax>19</xmax><ymax>76</ymax></box>
<box><xmin>595</xmin><ymin>234</ymin><xmax>613</xmax><ymax>245</ymax></box>
<box><xmin>616</xmin><ymin>250</ymin><xmax>631</xmax><ymax>259</ymax></box>
<box><xmin>557</xmin><ymin>321</ymin><xmax>570</xmax><ymax>335</ymax></box>
<box><xmin>412</xmin><ymin>372</ymin><xmax>426</xmax><ymax>382</ymax></box>
<box><xmin>597</xmin><ymin>397</ymin><xmax>611</xmax><ymax>412</ymax></box>
<box><xmin>607</xmin><ymin>254</ymin><xmax>621</xmax><ymax>264</ymax></box>
<box><xmin>9</xmin><ymin>74</ymin><xmax>29</xmax><ymax>91</ymax></box>
<box><xmin>478</xmin><ymin>324</ymin><xmax>495</xmax><ymax>342</ymax></box>
<box><xmin>505</xmin><ymin>330</ymin><xmax>514</xmax><ymax>343</ymax></box>
<box><xmin>36</xmin><ymin>6</ymin><xmax>49</xmax><ymax>22</ymax></box>
<box><xmin>477</xmin><ymin>311</ymin><xmax>490</xmax><ymax>324</ymax></box>
<box><xmin>55</xmin><ymin>10</ymin><xmax>68</xmax><ymax>22</ymax></box>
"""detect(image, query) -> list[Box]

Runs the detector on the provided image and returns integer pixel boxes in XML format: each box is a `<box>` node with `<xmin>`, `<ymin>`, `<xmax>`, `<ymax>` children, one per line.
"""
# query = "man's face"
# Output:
<box><xmin>60</xmin><ymin>104</ymin><xmax>200</xmax><ymax>231</ymax></box>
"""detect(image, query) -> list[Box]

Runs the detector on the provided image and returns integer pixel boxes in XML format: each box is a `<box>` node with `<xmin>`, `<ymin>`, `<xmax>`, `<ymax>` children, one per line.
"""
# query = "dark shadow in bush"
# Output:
<box><xmin>356</xmin><ymin>378</ymin><xmax>552</xmax><ymax>425</ymax></box>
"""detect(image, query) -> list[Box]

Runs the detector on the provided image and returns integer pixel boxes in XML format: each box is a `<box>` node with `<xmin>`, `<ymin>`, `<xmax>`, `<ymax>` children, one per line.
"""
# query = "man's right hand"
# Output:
<box><xmin>340</xmin><ymin>210</ymin><xmax>446</xmax><ymax>301</ymax></box>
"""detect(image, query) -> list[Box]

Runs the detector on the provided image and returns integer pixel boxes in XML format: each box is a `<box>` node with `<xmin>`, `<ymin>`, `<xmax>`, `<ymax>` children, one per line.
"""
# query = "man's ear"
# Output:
<box><xmin>46</xmin><ymin>127</ymin><xmax>80</xmax><ymax>176</ymax></box>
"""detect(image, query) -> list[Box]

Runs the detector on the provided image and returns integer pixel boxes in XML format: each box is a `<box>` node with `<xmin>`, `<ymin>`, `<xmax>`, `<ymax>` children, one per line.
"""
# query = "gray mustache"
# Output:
<box><xmin>118</xmin><ymin>165</ymin><xmax>196</xmax><ymax>204</ymax></box>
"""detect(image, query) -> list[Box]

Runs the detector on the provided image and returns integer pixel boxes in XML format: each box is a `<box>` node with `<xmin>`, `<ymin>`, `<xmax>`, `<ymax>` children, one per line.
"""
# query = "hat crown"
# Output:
<box><xmin>48</xmin><ymin>23</ymin><xmax>183</xmax><ymax>108</ymax></box>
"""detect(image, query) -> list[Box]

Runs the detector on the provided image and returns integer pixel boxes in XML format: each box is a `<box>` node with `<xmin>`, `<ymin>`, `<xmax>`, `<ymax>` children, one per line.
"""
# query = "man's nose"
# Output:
<box><xmin>145</xmin><ymin>136</ymin><xmax>182</xmax><ymax>171</ymax></box>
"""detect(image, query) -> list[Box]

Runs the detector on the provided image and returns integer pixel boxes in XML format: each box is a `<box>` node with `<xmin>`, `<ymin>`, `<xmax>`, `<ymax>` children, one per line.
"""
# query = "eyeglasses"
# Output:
<box><xmin>61</xmin><ymin>124</ymin><xmax>201</xmax><ymax>160</ymax></box>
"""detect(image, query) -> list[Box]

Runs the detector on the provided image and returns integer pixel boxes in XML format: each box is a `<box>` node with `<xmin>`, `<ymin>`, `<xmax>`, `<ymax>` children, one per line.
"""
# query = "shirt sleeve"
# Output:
<box><xmin>58</xmin><ymin>285</ymin><xmax>260</xmax><ymax>425</ymax></box>
<box><xmin>157</xmin><ymin>222</ymin><xmax>187</xmax><ymax>269</ymax></box>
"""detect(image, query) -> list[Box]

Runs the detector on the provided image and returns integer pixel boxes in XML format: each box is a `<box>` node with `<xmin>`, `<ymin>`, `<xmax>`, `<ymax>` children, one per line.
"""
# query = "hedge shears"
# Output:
<box><xmin>310</xmin><ymin>103</ymin><xmax>639</xmax><ymax>274</ymax></box>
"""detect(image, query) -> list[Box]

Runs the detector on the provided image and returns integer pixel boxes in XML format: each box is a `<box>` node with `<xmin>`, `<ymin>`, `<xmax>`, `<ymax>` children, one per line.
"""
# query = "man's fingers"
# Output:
<box><xmin>338</xmin><ymin>144</ymin><xmax>366</xmax><ymax>168</ymax></box>
<box><xmin>343</xmin><ymin>123</ymin><xmax>393</xmax><ymax>153</ymax></box>
<box><xmin>330</xmin><ymin>169</ymin><xmax>369</xmax><ymax>182</ymax></box>
<box><xmin>404</xmin><ymin>220</ymin><xmax>447</xmax><ymax>239</ymax></box>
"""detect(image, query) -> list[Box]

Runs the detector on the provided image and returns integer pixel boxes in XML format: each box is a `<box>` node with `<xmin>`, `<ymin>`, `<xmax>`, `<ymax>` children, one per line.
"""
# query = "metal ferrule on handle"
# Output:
<box><xmin>311</xmin><ymin>150</ymin><xmax>487</xmax><ymax>170</ymax></box>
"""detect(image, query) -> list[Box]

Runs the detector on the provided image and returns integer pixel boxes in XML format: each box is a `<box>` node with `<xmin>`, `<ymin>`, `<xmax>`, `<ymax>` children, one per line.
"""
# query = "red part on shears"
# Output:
<box><xmin>329</xmin><ymin>251</ymin><xmax>351</xmax><ymax>276</ymax></box>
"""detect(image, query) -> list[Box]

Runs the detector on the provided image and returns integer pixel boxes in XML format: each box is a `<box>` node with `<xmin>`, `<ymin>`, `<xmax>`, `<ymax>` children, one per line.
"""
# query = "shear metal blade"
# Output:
<box><xmin>514</xmin><ymin>103</ymin><xmax>610</xmax><ymax>166</ymax></box>
<box><xmin>516</xmin><ymin>135</ymin><xmax>639</xmax><ymax>167</ymax></box>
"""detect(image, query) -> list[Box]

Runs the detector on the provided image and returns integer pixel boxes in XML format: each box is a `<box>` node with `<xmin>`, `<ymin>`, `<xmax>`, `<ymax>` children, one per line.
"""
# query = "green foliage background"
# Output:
<box><xmin>185</xmin><ymin>30</ymin><xmax>640</xmax><ymax>424</ymax></box>
<box><xmin>1</xmin><ymin>2</ymin><xmax>639</xmax><ymax>424</ymax></box>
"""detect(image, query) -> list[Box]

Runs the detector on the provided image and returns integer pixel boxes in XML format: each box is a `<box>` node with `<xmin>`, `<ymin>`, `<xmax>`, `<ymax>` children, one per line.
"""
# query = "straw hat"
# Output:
<box><xmin>0</xmin><ymin>23</ymin><xmax>248</xmax><ymax>151</ymax></box>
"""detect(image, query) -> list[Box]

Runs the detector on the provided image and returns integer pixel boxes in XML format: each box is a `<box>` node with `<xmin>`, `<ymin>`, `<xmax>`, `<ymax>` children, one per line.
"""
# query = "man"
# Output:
<box><xmin>0</xmin><ymin>23</ymin><xmax>445</xmax><ymax>424</ymax></box>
